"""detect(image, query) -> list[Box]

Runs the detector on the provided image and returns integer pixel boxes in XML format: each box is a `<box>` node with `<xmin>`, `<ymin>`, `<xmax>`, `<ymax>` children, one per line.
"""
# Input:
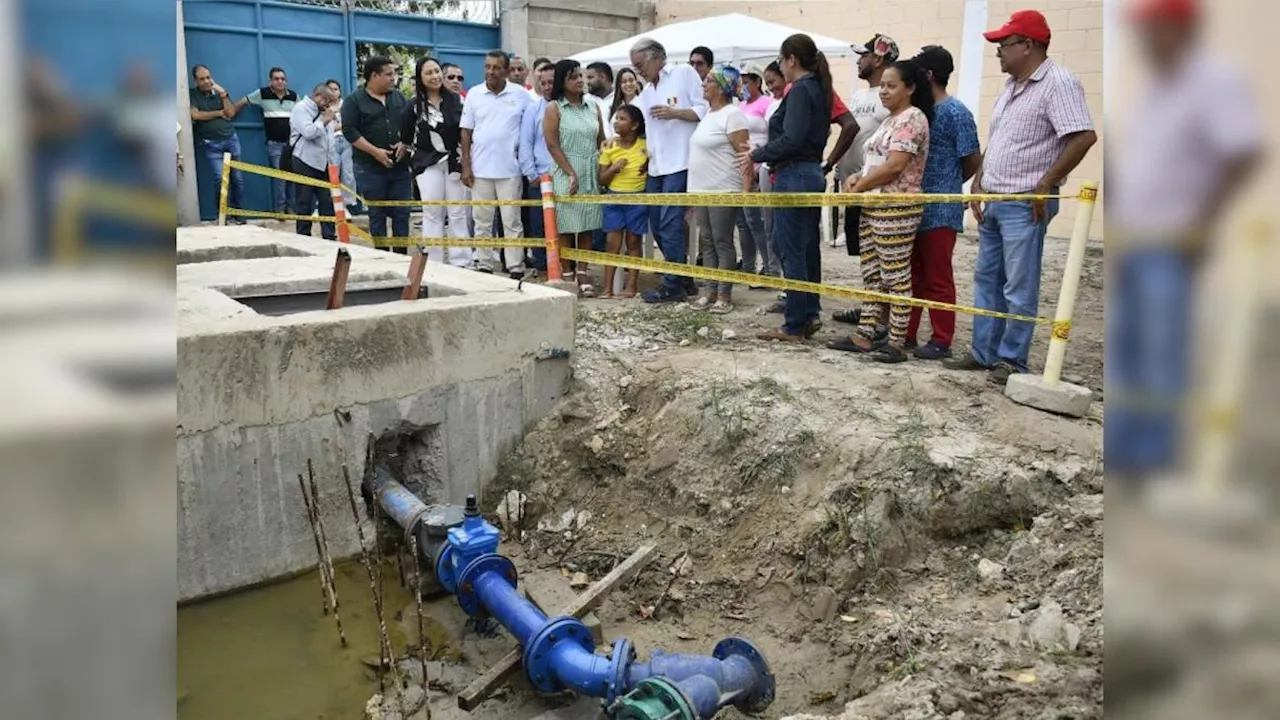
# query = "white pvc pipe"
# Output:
<box><xmin>1041</xmin><ymin>181</ymin><xmax>1099</xmax><ymax>386</ymax></box>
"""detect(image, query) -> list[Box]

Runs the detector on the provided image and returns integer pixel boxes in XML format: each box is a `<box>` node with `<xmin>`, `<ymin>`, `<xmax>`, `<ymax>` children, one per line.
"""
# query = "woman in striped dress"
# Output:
<box><xmin>544</xmin><ymin>59</ymin><xmax>605</xmax><ymax>295</ymax></box>
<box><xmin>830</xmin><ymin>59</ymin><xmax>933</xmax><ymax>364</ymax></box>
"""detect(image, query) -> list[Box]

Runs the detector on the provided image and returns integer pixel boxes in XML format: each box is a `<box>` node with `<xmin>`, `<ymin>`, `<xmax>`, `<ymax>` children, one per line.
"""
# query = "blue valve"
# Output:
<box><xmin>438</xmin><ymin>494</ymin><xmax>502</xmax><ymax>591</ymax></box>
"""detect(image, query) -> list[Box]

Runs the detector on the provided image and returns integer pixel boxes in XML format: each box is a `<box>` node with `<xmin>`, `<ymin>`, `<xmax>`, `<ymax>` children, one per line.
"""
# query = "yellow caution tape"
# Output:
<box><xmin>227</xmin><ymin>160</ymin><xmax>335</xmax><ymax>190</ymax></box>
<box><xmin>557</xmin><ymin>248</ymin><xmax>1067</xmax><ymax>331</ymax></box>
<box><xmin>353</xmin><ymin>191</ymin><xmax>1068</xmax><ymax>209</ymax></box>
<box><xmin>353</xmin><ymin>237</ymin><xmax>546</xmax><ymax>249</ymax></box>
<box><xmin>350</xmin><ymin>198</ymin><xmax>544</xmax><ymax>208</ymax></box>
<box><xmin>227</xmin><ymin>159</ymin><xmax>1077</xmax><ymax>208</ymax></box>
<box><xmin>225</xmin><ymin>207</ymin><xmax>341</xmax><ymax>223</ymax></box>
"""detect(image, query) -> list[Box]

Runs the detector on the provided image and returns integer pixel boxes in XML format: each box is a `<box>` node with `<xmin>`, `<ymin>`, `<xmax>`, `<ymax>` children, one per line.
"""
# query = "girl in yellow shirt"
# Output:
<box><xmin>597</xmin><ymin>105</ymin><xmax>648</xmax><ymax>299</ymax></box>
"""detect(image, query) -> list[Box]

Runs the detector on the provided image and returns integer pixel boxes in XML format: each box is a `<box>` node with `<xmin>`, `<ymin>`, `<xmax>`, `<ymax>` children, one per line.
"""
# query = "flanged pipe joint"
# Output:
<box><xmin>372</xmin><ymin>479</ymin><xmax>776</xmax><ymax>719</ymax></box>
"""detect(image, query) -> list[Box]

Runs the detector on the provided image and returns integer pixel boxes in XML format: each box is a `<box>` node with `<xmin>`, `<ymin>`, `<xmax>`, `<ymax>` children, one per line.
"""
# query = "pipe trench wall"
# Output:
<box><xmin>176</xmin><ymin>227</ymin><xmax>575</xmax><ymax>603</ymax></box>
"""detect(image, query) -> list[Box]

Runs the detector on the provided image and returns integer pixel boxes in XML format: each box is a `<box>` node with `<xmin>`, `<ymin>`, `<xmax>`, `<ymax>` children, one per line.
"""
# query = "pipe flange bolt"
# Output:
<box><xmin>456</xmin><ymin>555</ymin><xmax>517</xmax><ymax>618</ymax></box>
<box><xmin>604</xmin><ymin>637</ymin><xmax>635</xmax><ymax>706</ymax></box>
<box><xmin>712</xmin><ymin>636</ymin><xmax>776</xmax><ymax>714</ymax></box>
<box><xmin>612</xmin><ymin>677</ymin><xmax>696</xmax><ymax>720</ymax></box>
<box><xmin>522</xmin><ymin>616</ymin><xmax>594</xmax><ymax>694</ymax></box>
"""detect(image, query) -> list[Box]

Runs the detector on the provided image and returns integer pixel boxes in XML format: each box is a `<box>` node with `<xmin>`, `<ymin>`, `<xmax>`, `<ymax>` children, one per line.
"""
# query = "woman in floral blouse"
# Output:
<box><xmin>402</xmin><ymin>56</ymin><xmax>468</xmax><ymax>267</ymax></box>
<box><xmin>830</xmin><ymin>59</ymin><xmax>933</xmax><ymax>363</ymax></box>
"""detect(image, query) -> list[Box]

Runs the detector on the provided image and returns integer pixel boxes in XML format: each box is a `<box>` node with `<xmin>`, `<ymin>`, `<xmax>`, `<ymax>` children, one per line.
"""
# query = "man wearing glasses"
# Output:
<box><xmin>629</xmin><ymin>37</ymin><xmax>709</xmax><ymax>303</ymax></box>
<box><xmin>442</xmin><ymin>63</ymin><xmax>467</xmax><ymax>98</ymax></box>
<box><xmin>946</xmin><ymin>10</ymin><xmax>1097</xmax><ymax>384</ymax></box>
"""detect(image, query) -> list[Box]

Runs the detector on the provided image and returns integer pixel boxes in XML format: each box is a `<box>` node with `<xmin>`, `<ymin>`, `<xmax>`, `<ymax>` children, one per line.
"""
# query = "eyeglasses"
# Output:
<box><xmin>997</xmin><ymin>37</ymin><xmax>1030</xmax><ymax>52</ymax></box>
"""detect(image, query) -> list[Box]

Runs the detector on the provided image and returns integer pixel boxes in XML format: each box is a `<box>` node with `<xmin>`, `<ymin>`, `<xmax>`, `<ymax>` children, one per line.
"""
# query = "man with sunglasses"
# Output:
<box><xmin>946</xmin><ymin>9</ymin><xmax>1097</xmax><ymax>385</ymax></box>
<box><xmin>442</xmin><ymin>63</ymin><xmax>467</xmax><ymax>98</ymax></box>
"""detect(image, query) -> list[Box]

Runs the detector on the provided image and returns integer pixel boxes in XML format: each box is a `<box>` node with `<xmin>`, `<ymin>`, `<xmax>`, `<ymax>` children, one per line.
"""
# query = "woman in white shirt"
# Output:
<box><xmin>686</xmin><ymin>65</ymin><xmax>752</xmax><ymax>313</ymax></box>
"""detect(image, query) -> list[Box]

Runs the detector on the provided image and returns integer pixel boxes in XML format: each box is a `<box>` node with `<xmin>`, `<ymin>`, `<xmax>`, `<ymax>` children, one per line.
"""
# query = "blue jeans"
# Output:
<box><xmin>970</xmin><ymin>194</ymin><xmax>1060</xmax><ymax>371</ymax></box>
<box><xmin>771</xmin><ymin>162</ymin><xmax>824</xmax><ymax>335</ymax></box>
<box><xmin>354</xmin><ymin>164</ymin><xmax>412</xmax><ymax>242</ymax></box>
<box><xmin>525</xmin><ymin>178</ymin><xmax>547</xmax><ymax>270</ymax></box>
<box><xmin>201</xmin><ymin>135</ymin><xmax>244</xmax><ymax>211</ymax></box>
<box><xmin>1105</xmin><ymin>247</ymin><xmax>1191</xmax><ymax>475</ymax></box>
<box><xmin>646</xmin><ymin>171</ymin><xmax>688</xmax><ymax>292</ymax></box>
<box><xmin>266</xmin><ymin>140</ymin><xmax>290</xmax><ymax>211</ymax></box>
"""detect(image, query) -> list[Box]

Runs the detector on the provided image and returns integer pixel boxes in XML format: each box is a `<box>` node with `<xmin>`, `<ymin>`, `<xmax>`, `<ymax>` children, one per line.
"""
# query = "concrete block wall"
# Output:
<box><xmin>653</xmin><ymin>0</ymin><xmax>1104</xmax><ymax>240</ymax></box>
<box><xmin>502</xmin><ymin>0</ymin><xmax>655</xmax><ymax>61</ymax></box>
<box><xmin>176</xmin><ymin>227</ymin><xmax>575</xmax><ymax>602</ymax></box>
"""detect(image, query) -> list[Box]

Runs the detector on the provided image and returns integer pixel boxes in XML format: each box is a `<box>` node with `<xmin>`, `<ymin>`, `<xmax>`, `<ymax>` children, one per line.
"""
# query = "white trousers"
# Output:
<box><xmin>471</xmin><ymin>176</ymin><xmax>525</xmax><ymax>272</ymax></box>
<box><xmin>416</xmin><ymin>164</ymin><xmax>472</xmax><ymax>267</ymax></box>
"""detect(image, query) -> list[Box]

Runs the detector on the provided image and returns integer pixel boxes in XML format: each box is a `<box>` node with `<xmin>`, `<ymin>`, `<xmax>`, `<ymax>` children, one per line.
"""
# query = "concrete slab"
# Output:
<box><xmin>1004</xmin><ymin>373</ymin><xmax>1094</xmax><ymax>418</ymax></box>
<box><xmin>178</xmin><ymin>226</ymin><xmax>576</xmax><ymax>602</ymax></box>
<box><xmin>520</xmin><ymin>571</ymin><xmax>605</xmax><ymax>646</ymax></box>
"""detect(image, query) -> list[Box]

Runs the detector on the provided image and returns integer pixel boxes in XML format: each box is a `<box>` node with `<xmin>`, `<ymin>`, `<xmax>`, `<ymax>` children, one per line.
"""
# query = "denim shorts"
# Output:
<box><xmin>601</xmin><ymin>189</ymin><xmax>648</xmax><ymax>235</ymax></box>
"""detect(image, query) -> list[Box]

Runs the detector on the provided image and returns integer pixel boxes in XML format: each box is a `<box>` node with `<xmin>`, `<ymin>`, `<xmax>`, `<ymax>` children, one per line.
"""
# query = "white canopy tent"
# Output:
<box><xmin>568</xmin><ymin>13</ymin><xmax>855</xmax><ymax>69</ymax></box>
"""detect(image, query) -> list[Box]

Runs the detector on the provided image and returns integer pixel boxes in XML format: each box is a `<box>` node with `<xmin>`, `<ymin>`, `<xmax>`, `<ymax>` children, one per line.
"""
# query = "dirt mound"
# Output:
<box><xmin>486</xmin><ymin>324</ymin><xmax>1103</xmax><ymax>718</ymax></box>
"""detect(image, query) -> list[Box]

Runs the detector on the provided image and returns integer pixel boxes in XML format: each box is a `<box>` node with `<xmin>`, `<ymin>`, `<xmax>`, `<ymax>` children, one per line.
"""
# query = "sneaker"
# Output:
<box><xmin>764</xmin><ymin>301</ymin><xmax>785</xmax><ymax>314</ymax></box>
<box><xmin>943</xmin><ymin>354</ymin><xmax>991</xmax><ymax>372</ymax></box>
<box><xmin>988</xmin><ymin>361</ymin><xmax>1020</xmax><ymax>386</ymax></box>
<box><xmin>803</xmin><ymin>318</ymin><xmax>823</xmax><ymax>338</ymax></box>
<box><xmin>709</xmin><ymin>300</ymin><xmax>734</xmax><ymax>314</ymax></box>
<box><xmin>913</xmin><ymin>341</ymin><xmax>953</xmax><ymax>361</ymax></box>
<box><xmin>642</xmin><ymin>286</ymin><xmax>688</xmax><ymax>304</ymax></box>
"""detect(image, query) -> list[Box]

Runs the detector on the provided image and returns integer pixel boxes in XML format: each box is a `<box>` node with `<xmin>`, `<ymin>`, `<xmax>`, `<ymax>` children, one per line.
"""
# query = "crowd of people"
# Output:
<box><xmin>187</xmin><ymin>7</ymin><xmax>1097</xmax><ymax>382</ymax></box>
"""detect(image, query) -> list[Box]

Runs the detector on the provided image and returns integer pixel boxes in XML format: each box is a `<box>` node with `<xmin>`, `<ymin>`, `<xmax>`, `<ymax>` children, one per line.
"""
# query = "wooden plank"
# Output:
<box><xmin>456</xmin><ymin>543</ymin><xmax>658</xmax><ymax>711</ymax></box>
<box><xmin>402</xmin><ymin>247</ymin><xmax>426</xmax><ymax>300</ymax></box>
<box><xmin>325</xmin><ymin>248</ymin><xmax>351</xmax><ymax>310</ymax></box>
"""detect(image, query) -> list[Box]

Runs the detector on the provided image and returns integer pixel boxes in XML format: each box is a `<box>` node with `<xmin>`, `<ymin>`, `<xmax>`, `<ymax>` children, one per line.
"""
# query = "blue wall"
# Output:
<box><xmin>184</xmin><ymin>0</ymin><xmax>500</xmax><ymax>220</ymax></box>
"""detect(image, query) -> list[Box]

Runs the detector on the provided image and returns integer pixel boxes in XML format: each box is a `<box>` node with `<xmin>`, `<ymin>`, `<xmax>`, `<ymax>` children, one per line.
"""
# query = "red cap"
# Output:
<box><xmin>984</xmin><ymin>10</ymin><xmax>1052</xmax><ymax>45</ymax></box>
<box><xmin>1128</xmin><ymin>0</ymin><xmax>1199</xmax><ymax>22</ymax></box>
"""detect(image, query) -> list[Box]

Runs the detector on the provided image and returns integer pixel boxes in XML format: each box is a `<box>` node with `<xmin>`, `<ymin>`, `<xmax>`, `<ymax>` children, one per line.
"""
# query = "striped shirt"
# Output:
<box><xmin>981</xmin><ymin>58</ymin><xmax>1093</xmax><ymax>194</ymax></box>
<box><xmin>246</xmin><ymin>87</ymin><xmax>299</xmax><ymax>143</ymax></box>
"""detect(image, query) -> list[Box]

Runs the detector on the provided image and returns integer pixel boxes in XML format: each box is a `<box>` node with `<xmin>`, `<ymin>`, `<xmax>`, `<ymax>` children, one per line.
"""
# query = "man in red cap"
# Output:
<box><xmin>946</xmin><ymin>9</ymin><xmax>1097</xmax><ymax>385</ymax></box>
<box><xmin>1107</xmin><ymin>0</ymin><xmax>1262</xmax><ymax>488</ymax></box>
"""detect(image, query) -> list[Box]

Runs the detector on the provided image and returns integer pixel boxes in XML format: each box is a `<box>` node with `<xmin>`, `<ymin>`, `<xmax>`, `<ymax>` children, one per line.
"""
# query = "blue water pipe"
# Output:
<box><xmin>372</xmin><ymin>479</ymin><xmax>776</xmax><ymax>720</ymax></box>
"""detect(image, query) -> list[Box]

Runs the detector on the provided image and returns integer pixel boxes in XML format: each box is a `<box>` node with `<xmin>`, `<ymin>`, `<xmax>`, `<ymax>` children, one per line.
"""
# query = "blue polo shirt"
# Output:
<box><xmin>920</xmin><ymin>96</ymin><xmax>980</xmax><ymax>234</ymax></box>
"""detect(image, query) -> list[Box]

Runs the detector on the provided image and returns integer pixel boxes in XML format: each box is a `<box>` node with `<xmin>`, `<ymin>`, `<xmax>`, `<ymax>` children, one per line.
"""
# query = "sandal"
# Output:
<box><xmin>827</xmin><ymin>336</ymin><xmax>881</xmax><ymax>354</ymax></box>
<box><xmin>869</xmin><ymin>345</ymin><xmax>909</xmax><ymax>364</ymax></box>
<box><xmin>580</xmin><ymin>284</ymin><xmax>597</xmax><ymax>298</ymax></box>
<box><xmin>709</xmin><ymin>300</ymin><xmax>734</xmax><ymax>314</ymax></box>
<box><xmin>832</xmin><ymin>308</ymin><xmax>861</xmax><ymax>325</ymax></box>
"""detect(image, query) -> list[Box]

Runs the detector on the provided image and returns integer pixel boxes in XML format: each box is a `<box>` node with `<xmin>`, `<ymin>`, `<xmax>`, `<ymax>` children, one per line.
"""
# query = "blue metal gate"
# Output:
<box><xmin>183</xmin><ymin>0</ymin><xmax>500</xmax><ymax>220</ymax></box>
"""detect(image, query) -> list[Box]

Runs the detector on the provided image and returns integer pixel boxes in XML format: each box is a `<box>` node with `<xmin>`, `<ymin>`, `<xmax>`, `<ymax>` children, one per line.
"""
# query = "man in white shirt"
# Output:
<box><xmin>461</xmin><ymin>50</ymin><xmax>532</xmax><ymax>276</ymax></box>
<box><xmin>629</xmin><ymin>37</ymin><xmax>709</xmax><ymax>303</ymax></box>
<box><xmin>289</xmin><ymin>83</ymin><xmax>340</xmax><ymax>240</ymax></box>
<box><xmin>835</xmin><ymin>34</ymin><xmax>895</xmax><ymax>248</ymax></box>
<box><xmin>586</xmin><ymin>61</ymin><xmax>616</xmax><ymax>138</ymax></box>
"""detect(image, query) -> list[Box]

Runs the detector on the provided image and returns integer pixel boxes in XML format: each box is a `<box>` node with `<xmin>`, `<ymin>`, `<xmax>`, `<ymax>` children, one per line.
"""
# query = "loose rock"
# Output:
<box><xmin>811</xmin><ymin>586</ymin><xmax>839</xmax><ymax>623</ymax></box>
<box><xmin>977</xmin><ymin>558</ymin><xmax>1005</xmax><ymax>583</ymax></box>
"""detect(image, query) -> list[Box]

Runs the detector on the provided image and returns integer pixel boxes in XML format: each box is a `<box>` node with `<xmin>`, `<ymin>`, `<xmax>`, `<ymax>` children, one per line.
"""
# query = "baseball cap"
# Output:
<box><xmin>740</xmin><ymin>62</ymin><xmax>766</xmax><ymax>78</ymax></box>
<box><xmin>1128</xmin><ymin>0</ymin><xmax>1200</xmax><ymax>22</ymax></box>
<box><xmin>912</xmin><ymin>45</ymin><xmax>955</xmax><ymax>77</ymax></box>
<box><xmin>851</xmin><ymin>34</ymin><xmax>900</xmax><ymax>62</ymax></box>
<box><xmin>983</xmin><ymin>10</ymin><xmax>1052</xmax><ymax>45</ymax></box>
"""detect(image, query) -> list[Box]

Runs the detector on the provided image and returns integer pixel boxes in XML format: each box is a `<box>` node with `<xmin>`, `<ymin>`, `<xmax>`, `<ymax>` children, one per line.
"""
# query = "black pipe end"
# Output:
<box><xmin>464</xmin><ymin>494</ymin><xmax>479</xmax><ymax>517</ymax></box>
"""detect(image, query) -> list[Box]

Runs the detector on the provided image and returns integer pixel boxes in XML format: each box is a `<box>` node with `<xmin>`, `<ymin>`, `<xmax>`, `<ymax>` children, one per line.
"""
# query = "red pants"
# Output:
<box><xmin>906</xmin><ymin>227</ymin><xmax>957</xmax><ymax>347</ymax></box>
